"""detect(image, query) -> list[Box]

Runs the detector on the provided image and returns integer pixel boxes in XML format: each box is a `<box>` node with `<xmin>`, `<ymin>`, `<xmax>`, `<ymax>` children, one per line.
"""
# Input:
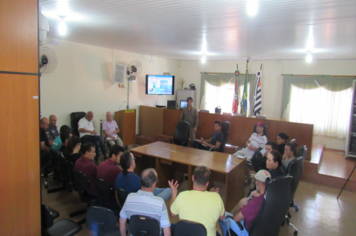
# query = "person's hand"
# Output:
<box><xmin>110</xmin><ymin>135</ymin><xmax>116</xmax><ymax>140</ymax></box>
<box><xmin>210</xmin><ymin>187</ymin><xmax>220</xmax><ymax>193</ymax></box>
<box><xmin>168</xmin><ymin>180</ymin><xmax>179</xmax><ymax>194</ymax></box>
<box><xmin>251</xmin><ymin>190</ymin><xmax>260</xmax><ymax>197</ymax></box>
<box><xmin>194</xmin><ymin>128</ymin><xmax>197</xmax><ymax>132</ymax></box>
<box><xmin>92</xmin><ymin>130</ymin><xmax>97</xmax><ymax>135</ymax></box>
<box><xmin>201</xmin><ymin>137</ymin><xmax>204</xmax><ymax>142</ymax></box>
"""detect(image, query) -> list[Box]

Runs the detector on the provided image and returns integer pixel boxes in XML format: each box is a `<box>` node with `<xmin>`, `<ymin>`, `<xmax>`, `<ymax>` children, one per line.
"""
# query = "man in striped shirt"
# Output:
<box><xmin>119</xmin><ymin>168</ymin><xmax>172</xmax><ymax>236</ymax></box>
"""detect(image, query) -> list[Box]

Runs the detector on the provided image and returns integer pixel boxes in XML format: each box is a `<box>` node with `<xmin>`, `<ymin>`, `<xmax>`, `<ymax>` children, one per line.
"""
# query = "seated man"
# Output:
<box><xmin>97</xmin><ymin>145</ymin><xmax>125</xmax><ymax>208</ymax></box>
<box><xmin>59</xmin><ymin>129</ymin><xmax>72</xmax><ymax>154</ymax></box>
<box><xmin>119</xmin><ymin>168</ymin><xmax>172</xmax><ymax>236</ymax></box>
<box><xmin>170</xmin><ymin>165</ymin><xmax>225</xmax><ymax>236</ymax></box>
<box><xmin>75</xmin><ymin>142</ymin><xmax>98</xmax><ymax>196</ymax></box>
<box><xmin>46</xmin><ymin>114</ymin><xmax>59</xmax><ymax>146</ymax></box>
<box><xmin>78</xmin><ymin>111</ymin><xmax>107</xmax><ymax>163</ymax></box>
<box><xmin>219</xmin><ymin>170</ymin><xmax>271</xmax><ymax>236</ymax></box>
<box><xmin>102</xmin><ymin>111</ymin><xmax>123</xmax><ymax>147</ymax></box>
<box><xmin>193</xmin><ymin>120</ymin><xmax>224</xmax><ymax>151</ymax></box>
<box><xmin>40</xmin><ymin>117</ymin><xmax>51</xmax><ymax>155</ymax></box>
<box><xmin>52</xmin><ymin>125</ymin><xmax>71</xmax><ymax>153</ymax></box>
<box><xmin>234</xmin><ymin>121</ymin><xmax>268</xmax><ymax>161</ymax></box>
<box><xmin>266</xmin><ymin>150</ymin><xmax>286</xmax><ymax>178</ymax></box>
<box><xmin>115</xmin><ymin>151</ymin><xmax>172</xmax><ymax>201</ymax></box>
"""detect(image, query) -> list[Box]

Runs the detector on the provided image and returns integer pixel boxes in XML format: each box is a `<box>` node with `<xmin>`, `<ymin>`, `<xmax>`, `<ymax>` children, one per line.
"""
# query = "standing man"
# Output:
<box><xmin>180</xmin><ymin>97</ymin><xmax>199</xmax><ymax>146</ymax></box>
<box><xmin>169</xmin><ymin>165</ymin><xmax>225</xmax><ymax>236</ymax></box>
<box><xmin>102</xmin><ymin>111</ymin><xmax>124</xmax><ymax>147</ymax></box>
<box><xmin>78</xmin><ymin>111</ymin><xmax>108</xmax><ymax>164</ymax></box>
<box><xmin>46</xmin><ymin>114</ymin><xmax>59</xmax><ymax>146</ymax></box>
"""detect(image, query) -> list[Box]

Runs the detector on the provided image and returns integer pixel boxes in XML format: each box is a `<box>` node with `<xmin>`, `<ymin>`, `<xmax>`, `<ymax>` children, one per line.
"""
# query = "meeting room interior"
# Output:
<box><xmin>2</xmin><ymin>0</ymin><xmax>356</xmax><ymax>236</ymax></box>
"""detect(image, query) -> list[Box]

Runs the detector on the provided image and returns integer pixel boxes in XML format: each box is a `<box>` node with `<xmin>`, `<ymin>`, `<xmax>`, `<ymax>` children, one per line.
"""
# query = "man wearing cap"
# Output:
<box><xmin>233</xmin><ymin>121</ymin><xmax>268</xmax><ymax>160</ymax></box>
<box><xmin>219</xmin><ymin>170</ymin><xmax>271</xmax><ymax>236</ymax></box>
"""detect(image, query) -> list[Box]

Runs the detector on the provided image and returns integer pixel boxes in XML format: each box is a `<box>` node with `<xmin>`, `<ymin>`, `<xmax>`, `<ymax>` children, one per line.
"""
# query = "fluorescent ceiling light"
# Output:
<box><xmin>58</xmin><ymin>18</ymin><xmax>67</xmax><ymax>36</ymax></box>
<box><xmin>246</xmin><ymin>0</ymin><xmax>258</xmax><ymax>17</ymax></box>
<box><xmin>201</xmin><ymin>55</ymin><xmax>206</xmax><ymax>64</ymax></box>
<box><xmin>306</xmin><ymin>52</ymin><xmax>312</xmax><ymax>63</ymax></box>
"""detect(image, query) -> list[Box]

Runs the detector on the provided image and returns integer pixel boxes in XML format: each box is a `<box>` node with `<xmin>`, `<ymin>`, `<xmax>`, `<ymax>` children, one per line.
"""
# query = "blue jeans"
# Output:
<box><xmin>219</xmin><ymin>214</ymin><xmax>248</xmax><ymax>236</ymax></box>
<box><xmin>153</xmin><ymin>188</ymin><xmax>172</xmax><ymax>201</ymax></box>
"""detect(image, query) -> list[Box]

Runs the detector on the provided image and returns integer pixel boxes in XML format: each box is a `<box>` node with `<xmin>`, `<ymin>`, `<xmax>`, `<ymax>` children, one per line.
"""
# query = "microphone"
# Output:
<box><xmin>119</xmin><ymin>101</ymin><xmax>126</xmax><ymax>110</ymax></box>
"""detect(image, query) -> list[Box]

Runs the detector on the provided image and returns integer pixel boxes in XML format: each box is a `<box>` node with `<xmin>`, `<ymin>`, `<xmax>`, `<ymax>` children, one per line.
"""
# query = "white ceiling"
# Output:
<box><xmin>40</xmin><ymin>0</ymin><xmax>356</xmax><ymax>61</ymax></box>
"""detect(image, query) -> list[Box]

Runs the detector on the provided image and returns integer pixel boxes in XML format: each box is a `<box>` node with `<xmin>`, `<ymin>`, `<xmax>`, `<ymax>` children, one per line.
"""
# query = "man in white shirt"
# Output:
<box><xmin>102</xmin><ymin>111</ymin><xmax>123</xmax><ymax>147</ymax></box>
<box><xmin>78</xmin><ymin>111</ymin><xmax>107</xmax><ymax>163</ymax></box>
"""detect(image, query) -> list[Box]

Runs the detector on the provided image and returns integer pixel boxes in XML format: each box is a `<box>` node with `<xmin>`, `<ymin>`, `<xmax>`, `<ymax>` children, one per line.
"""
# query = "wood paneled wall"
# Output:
<box><xmin>140</xmin><ymin>106</ymin><xmax>313</xmax><ymax>160</ymax></box>
<box><xmin>0</xmin><ymin>0</ymin><xmax>40</xmax><ymax>235</ymax></box>
<box><xmin>139</xmin><ymin>106</ymin><xmax>164</xmax><ymax>137</ymax></box>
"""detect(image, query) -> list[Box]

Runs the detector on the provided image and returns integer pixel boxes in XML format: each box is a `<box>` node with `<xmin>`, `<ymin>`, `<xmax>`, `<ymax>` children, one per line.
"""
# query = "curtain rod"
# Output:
<box><xmin>202</xmin><ymin>72</ymin><xmax>247</xmax><ymax>75</ymax></box>
<box><xmin>282</xmin><ymin>74</ymin><xmax>356</xmax><ymax>77</ymax></box>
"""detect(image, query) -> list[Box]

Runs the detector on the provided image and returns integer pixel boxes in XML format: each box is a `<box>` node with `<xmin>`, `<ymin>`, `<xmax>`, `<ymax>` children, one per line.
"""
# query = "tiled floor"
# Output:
<box><xmin>42</xmin><ymin>175</ymin><xmax>356</xmax><ymax>236</ymax></box>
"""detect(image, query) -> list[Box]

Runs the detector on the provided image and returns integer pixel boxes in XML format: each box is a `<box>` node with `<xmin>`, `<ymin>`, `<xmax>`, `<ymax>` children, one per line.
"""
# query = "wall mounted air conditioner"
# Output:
<box><xmin>113</xmin><ymin>63</ymin><xmax>127</xmax><ymax>84</ymax></box>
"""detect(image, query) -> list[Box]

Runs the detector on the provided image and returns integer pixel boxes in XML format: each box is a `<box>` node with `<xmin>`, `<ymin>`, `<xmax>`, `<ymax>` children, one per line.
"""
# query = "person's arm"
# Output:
<box><xmin>163</xmin><ymin>227</ymin><xmax>171</xmax><ymax>236</ymax></box>
<box><xmin>115</xmin><ymin>127</ymin><xmax>120</xmax><ymax>133</ymax></box>
<box><xmin>194</xmin><ymin>109</ymin><xmax>199</xmax><ymax>132</ymax></box>
<box><xmin>104</xmin><ymin>130</ymin><xmax>116</xmax><ymax>140</ymax></box>
<box><xmin>233</xmin><ymin>211</ymin><xmax>244</xmax><ymax>222</ymax></box>
<box><xmin>247</xmin><ymin>144</ymin><xmax>259</xmax><ymax>151</ymax></box>
<box><xmin>168</xmin><ymin>180</ymin><xmax>179</xmax><ymax>217</ymax></box>
<box><xmin>119</xmin><ymin>218</ymin><xmax>127</xmax><ymax>236</ymax></box>
<box><xmin>40</xmin><ymin>141</ymin><xmax>50</xmax><ymax>151</ymax></box>
<box><xmin>180</xmin><ymin>110</ymin><xmax>184</xmax><ymax>121</ymax></box>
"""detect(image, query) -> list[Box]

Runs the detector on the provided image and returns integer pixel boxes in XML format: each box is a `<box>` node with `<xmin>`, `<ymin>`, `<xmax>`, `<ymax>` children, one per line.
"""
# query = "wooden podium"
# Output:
<box><xmin>114</xmin><ymin>109</ymin><xmax>136</xmax><ymax>146</ymax></box>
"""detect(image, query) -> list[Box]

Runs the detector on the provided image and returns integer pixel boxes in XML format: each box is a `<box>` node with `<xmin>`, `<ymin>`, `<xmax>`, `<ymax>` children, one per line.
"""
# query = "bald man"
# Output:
<box><xmin>40</xmin><ymin>117</ymin><xmax>50</xmax><ymax>153</ymax></box>
<box><xmin>47</xmin><ymin>114</ymin><xmax>59</xmax><ymax>146</ymax></box>
<box><xmin>102</xmin><ymin>111</ymin><xmax>123</xmax><ymax>147</ymax></box>
<box><xmin>78</xmin><ymin>111</ymin><xmax>108</xmax><ymax>163</ymax></box>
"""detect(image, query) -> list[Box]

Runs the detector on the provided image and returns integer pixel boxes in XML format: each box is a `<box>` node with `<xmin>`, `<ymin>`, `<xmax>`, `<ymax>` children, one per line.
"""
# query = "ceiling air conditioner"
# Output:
<box><xmin>113</xmin><ymin>63</ymin><xmax>127</xmax><ymax>84</ymax></box>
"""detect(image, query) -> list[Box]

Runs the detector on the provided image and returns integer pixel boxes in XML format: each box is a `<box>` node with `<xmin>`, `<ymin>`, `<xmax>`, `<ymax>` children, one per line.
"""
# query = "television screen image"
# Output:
<box><xmin>180</xmin><ymin>100</ymin><xmax>187</xmax><ymax>108</ymax></box>
<box><xmin>146</xmin><ymin>75</ymin><xmax>175</xmax><ymax>95</ymax></box>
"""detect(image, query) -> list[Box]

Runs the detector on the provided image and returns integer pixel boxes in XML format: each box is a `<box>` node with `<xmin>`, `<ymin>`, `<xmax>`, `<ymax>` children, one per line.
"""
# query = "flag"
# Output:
<box><xmin>254</xmin><ymin>69</ymin><xmax>262</xmax><ymax>116</ymax></box>
<box><xmin>241</xmin><ymin>60</ymin><xmax>249</xmax><ymax>114</ymax></box>
<box><xmin>232</xmin><ymin>69</ymin><xmax>240</xmax><ymax>114</ymax></box>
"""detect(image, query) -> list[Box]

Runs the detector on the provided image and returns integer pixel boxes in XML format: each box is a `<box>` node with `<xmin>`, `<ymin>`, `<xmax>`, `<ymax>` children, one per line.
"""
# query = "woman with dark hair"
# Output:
<box><xmin>282</xmin><ymin>142</ymin><xmax>298</xmax><ymax>171</ymax></box>
<box><xmin>276</xmin><ymin>132</ymin><xmax>289</xmax><ymax>156</ymax></box>
<box><xmin>64</xmin><ymin>135</ymin><xmax>82</xmax><ymax>164</ymax></box>
<box><xmin>266</xmin><ymin>150</ymin><xmax>286</xmax><ymax>178</ymax></box>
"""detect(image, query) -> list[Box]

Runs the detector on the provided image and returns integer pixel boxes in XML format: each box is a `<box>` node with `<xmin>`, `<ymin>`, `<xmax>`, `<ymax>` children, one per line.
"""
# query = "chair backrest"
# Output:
<box><xmin>129</xmin><ymin>215</ymin><xmax>160</xmax><ymax>236</ymax></box>
<box><xmin>174</xmin><ymin>220</ymin><xmax>207</xmax><ymax>236</ymax></box>
<box><xmin>297</xmin><ymin>145</ymin><xmax>307</xmax><ymax>168</ymax></box>
<box><xmin>249</xmin><ymin>176</ymin><xmax>293</xmax><ymax>236</ymax></box>
<box><xmin>116</xmin><ymin>188</ymin><xmax>130</xmax><ymax>207</ymax></box>
<box><xmin>65</xmin><ymin>160</ymin><xmax>77</xmax><ymax>191</ymax></box>
<box><xmin>253</xmin><ymin>124</ymin><xmax>267</xmax><ymax>136</ymax></box>
<box><xmin>95</xmin><ymin>178</ymin><xmax>113</xmax><ymax>206</ymax></box>
<box><xmin>250</xmin><ymin>149</ymin><xmax>264</xmax><ymax>172</ymax></box>
<box><xmin>218</xmin><ymin>121</ymin><xmax>230</xmax><ymax>152</ymax></box>
<box><xmin>41</xmin><ymin>204</ymin><xmax>54</xmax><ymax>230</ymax></box>
<box><xmin>86</xmin><ymin>206</ymin><xmax>117</xmax><ymax>235</ymax></box>
<box><xmin>70</xmin><ymin>112</ymin><xmax>86</xmax><ymax>136</ymax></box>
<box><xmin>173</xmin><ymin>121</ymin><xmax>190</xmax><ymax>146</ymax></box>
<box><xmin>287</xmin><ymin>156</ymin><xmax>304</xmax><ymax>200</ymax></box>
<box><xmin>73</xmin><ymin>169</ymin><xmax>89</xmax><ymax>192</ymax></box>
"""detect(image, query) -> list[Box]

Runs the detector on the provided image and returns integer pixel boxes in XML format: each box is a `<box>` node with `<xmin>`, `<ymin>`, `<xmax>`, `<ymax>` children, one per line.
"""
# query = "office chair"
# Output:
<box><xmin>95</xmin><ymin>178</ymin><xmax>117</xmax><ymax>208</ymax></box>
<box><xmin>71</xmin><ymin>169</ymin><xmax>98</xmax><ymax>225</ymax></box>
<box><xmin>250</xmin><ymin>148</ymin><xmax>265</xmax><ymax>172</ymax></box>
<box><xmin>165</xmin><ymin>120</ymin><xmax>190</xmax><ymax>146</ymax></box>
<box><xmin>70</xmin><ymin>112</ymin><xmax>86</xmax><ymax>137</ymax></box>
<box><xmin>174</xmin><ymin>221</ymin><xmax>207</xmax><ymax>236</ymax></box>
<box><xmin>41</xmin><ymin>204</ymin><xmax>82</xmax><ymax>236</ymax></box>
<box><xmin>47</xmin><ymin>206</ymin><xmax>60</xmax><ymax>220</ymax></box>
<box><xmin>129</xmin><ymin>215</ymin><xmax>160</xmax><ymax>236</ymax></box>
<box><xmin>285</xmin><ymin>156</ymin><xmax>304</xmax><ymax>236</ymax></box>
<box><xmin>210</xmin><ymin>121</ymin><xmax>230</xmax><ymax>152</ymax></box>
<box><xmin>297</xmin><ymin>145</ymin><xmax>307</xmax><ymax>171</ymax></box>
<box><xmin>86</xmin><ymin>206</ymin><xmax>121</xmax><ymax>236</ymax></box>
<box><xmin>232</xmin><ymin>176</ymin><xmax>292</xmax><ymax>236</ymax></box>
<box><xmin>116</xmin><ymin>188</ymin><xmax>130</xmax><ymax>208</ymax></box>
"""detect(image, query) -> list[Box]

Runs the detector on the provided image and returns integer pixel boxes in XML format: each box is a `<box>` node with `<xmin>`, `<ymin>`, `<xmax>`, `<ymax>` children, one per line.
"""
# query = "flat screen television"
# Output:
<box><xmin>146</xmin><ymin>75</ymin><xmax>175</xmax><ymax>95</ymax></box>
<box><xmin>180</xmin><ymin>100</ymin><xmax>187</xmax><ymax>108</ymax></box>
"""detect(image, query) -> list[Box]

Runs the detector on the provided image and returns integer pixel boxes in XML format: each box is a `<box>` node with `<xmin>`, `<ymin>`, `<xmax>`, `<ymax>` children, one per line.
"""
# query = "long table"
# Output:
<box><xmin>130</xmin><ymin>141</ymin><xmax>246</xmax><ymax>211</ymax></box>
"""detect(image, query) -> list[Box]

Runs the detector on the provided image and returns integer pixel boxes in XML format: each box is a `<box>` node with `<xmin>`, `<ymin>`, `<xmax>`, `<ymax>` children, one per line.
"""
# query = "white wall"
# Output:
<box><xmin>40</xmin><ymin>38</ymin><xmax>180</xmax><ymax>134</ymax></box>
<box><xmin>179</xmin><ymin>60</ymin><xmax>356</xmax><ymax>150</ymax></box>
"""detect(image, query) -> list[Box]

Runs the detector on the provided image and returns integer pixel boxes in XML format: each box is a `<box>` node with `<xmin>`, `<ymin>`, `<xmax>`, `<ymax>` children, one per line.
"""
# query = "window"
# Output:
<box><xmin>289</xmin><ymin>85</ymin><xmax>352</xmax><ymax>138</ymax></box>
<box><xmin>204</xmin><ymin>81</ymin><xmax>250</xmax><ymax>114</ymax></box>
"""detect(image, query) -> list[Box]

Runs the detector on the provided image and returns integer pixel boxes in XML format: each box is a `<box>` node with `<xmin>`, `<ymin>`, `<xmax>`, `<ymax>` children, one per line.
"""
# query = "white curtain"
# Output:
<box><xmin>289</xmin><ymin>84</ymin><xmax>352</xmax><ymax>138</ymax></box>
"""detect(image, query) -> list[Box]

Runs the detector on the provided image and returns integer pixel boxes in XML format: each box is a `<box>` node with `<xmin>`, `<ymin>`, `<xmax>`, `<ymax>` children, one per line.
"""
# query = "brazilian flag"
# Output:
<box><xmin>241</xmin><ymin>67</ymin><xmax>248</xmax><ymax>114</ymax></box>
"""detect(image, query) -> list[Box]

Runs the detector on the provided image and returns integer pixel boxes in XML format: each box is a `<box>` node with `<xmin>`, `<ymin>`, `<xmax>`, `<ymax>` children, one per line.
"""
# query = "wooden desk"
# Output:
<box><xmin>130</xmin><ymin>141</ymin><xmax>246</xmax><ymax>211</ymax></box>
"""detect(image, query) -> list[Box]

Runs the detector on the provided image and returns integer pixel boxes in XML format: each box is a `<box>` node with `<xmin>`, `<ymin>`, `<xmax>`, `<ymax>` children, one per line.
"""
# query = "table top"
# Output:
<box><xmin>130</xmin><ymin>141</ymin><xmax>245</xmax><ymax>173</ymax></box>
